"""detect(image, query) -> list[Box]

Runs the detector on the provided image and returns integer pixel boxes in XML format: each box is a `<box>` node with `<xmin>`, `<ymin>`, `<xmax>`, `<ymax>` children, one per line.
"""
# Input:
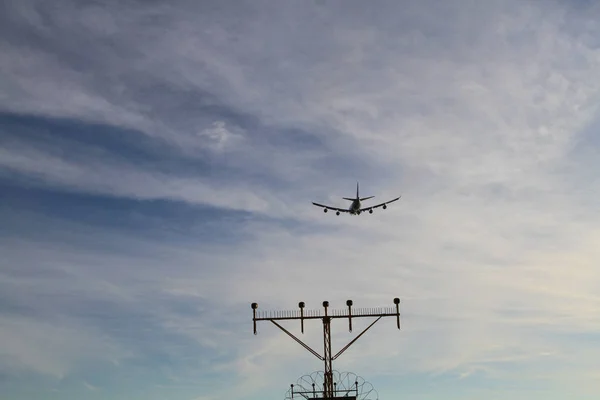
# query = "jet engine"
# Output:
<box><xmin>369</xmin><ymin>209</ymin><xmax>373</xmax><ymax>214</ymax></box>
<box><xmin>324</xmin><ymin>208</ymin><xmax>327</xmax><ymax>213</ymax></box>
<box><xmin>383</xmin><ymin>204</ymin><xmax>387</xmax><ymax>210</ymax></box>
<box><xmin>336</xmin><ymin>211</ymin><xmax>340</xmax><ymax>215</ymax></box>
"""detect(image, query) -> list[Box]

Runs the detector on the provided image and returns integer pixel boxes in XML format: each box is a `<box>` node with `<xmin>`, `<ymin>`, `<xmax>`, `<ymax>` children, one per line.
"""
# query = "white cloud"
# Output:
<box><xmin>0</xmin><ymin>315</ymin><xmax>125</xmax><ymax>379</ymax></box>
<box><xmin>197</xmin><ymin>121</ymin><xmax>243</xmax><ymax>151</ymax></box>
<box><xmin>83</xmin><ymin>381</ymin><xmax>98</xmax><ymax>391</ymax></box>
<box><xmin>0</xmin><ymin>144</ymin><xmax>276</xmax><ymax>214</ymax></box>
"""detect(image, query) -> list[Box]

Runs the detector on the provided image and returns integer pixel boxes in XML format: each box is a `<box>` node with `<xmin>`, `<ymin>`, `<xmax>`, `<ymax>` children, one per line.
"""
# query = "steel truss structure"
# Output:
<box><xmin>251</xmin><ymin>298</ymin><xmax>401</xmax><ymax>399</ymax></box>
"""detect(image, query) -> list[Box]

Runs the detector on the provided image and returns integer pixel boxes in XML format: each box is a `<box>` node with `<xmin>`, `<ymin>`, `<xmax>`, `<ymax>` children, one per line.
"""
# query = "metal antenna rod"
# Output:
<box><xmin>251</xmin><ymin>298</ymin><xmax>401</xmax><ymax>399</ymax></box>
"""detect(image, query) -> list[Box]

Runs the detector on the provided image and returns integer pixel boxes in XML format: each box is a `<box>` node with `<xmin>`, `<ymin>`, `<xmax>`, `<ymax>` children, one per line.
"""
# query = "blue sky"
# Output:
<box><xmin>2</xmin><ymin>0</ymin><xmax>600</xmax><ymax>399</ymax></box>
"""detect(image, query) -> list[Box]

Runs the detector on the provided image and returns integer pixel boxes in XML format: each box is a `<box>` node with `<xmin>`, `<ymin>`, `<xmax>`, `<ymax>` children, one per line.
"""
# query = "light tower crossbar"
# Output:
<box><xmin>251</xmin><ymin>298</ymin><xmax>401</xmax><ymax>399</ymax></box>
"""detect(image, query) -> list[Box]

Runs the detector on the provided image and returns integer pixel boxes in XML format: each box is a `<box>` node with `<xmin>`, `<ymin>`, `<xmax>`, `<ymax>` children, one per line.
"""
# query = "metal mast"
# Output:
<box><xmin>251</xmin><ymin>298</ymin><xmax>401</xmax><ymax>399</ymax></box>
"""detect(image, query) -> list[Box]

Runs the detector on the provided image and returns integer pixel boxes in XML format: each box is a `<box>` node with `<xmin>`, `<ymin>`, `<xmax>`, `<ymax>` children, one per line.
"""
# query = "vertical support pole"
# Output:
<box><xmin>394</xmin><ymin>298</ymin><xmax>401</xmax><ymax>330</ymax></box>
<box><xmin>299</xmin><ymin>302</ymin><xmax>305</xmax><ymax>334</ymax></box>
<box><xmin>346</xmin><ymin>299</ymin><xmax>353</xmax><ymax>332</ymax></box>
<box><xmin>322</xmin><ymin>301</ymin><xmax>333</xmax><ymax>399</ymax></box>
<box><xmin>251</xmin><ymin>303</ymin><xmax>258</xmax><ymax>334</ymax></box>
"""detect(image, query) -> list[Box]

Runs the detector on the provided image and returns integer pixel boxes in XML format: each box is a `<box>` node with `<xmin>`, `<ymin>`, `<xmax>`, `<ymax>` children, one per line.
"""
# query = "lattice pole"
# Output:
<box><xmin>323</xmin><ymin>303</ymin><xmax>333</xmax><ymax>398</ymax></box>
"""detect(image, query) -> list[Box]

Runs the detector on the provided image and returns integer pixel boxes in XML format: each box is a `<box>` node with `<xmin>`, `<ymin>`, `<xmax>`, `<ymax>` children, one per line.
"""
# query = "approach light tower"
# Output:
<box><xmin>251</xmin><ymin>298</ymin><xmax>401</xmax><ymax>399</ymax></box>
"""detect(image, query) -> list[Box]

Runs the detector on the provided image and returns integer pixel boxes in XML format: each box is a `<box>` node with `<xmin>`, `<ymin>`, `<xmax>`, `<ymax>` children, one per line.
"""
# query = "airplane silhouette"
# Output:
<box><xmin>312</xmin><ymin>182</ymin><xmax>401</xmax><ymax>215</ymax></box>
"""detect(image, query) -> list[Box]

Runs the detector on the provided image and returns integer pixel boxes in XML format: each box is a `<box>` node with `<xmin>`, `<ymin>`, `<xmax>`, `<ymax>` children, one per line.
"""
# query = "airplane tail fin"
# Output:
<box><xmin>344</xmin><ymin>182</ymin><xmax>372</xmax><ymax>201</ymax></box>
<box><xmin>357</xmin><ymin>182</ymin><xmax>373</xmax><ymax>201</ymax></box>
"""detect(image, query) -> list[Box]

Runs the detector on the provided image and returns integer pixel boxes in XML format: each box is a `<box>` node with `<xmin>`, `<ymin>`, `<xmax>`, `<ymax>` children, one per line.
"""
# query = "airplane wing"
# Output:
<box><xmin>312</xmin><ymin>202</ymin><xmax>350</xmax><ymax>213</ymax></box>
<box><xmin>359</xmin><ymin>196</ymin><xmax>401</xmax><ymax>212</ymax></box>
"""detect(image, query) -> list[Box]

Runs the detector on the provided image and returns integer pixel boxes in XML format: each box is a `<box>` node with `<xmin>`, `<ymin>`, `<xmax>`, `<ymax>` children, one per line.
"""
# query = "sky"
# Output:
<box><xmin>1</xmin><ymin>0</ymin><xmax>600</xmax><ymax>399</ymax></box>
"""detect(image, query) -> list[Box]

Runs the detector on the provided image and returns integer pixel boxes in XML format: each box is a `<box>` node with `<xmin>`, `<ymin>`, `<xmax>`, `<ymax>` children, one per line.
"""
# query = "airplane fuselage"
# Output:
<box><xmin>349</xmin><ymin>199</ymin><xmax>361</xmax><ymax>214</ymax></box>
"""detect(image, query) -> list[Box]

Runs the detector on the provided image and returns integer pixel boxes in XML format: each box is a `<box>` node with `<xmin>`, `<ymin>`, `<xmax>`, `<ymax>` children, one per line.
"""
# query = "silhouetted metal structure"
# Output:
<box><xmin>251</xmin><ymin>298</ymin><xmax>401</xmax><ymax>399</ymax></box>
<box><xmin>285</xmin><ymin>370</ymin><xmax>378</xmax><ymax>400</ymax></box>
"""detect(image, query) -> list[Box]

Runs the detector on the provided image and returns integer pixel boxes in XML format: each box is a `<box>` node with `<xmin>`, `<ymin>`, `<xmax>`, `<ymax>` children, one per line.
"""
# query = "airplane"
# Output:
<box><xmin>312</xmin><ymin>182</ymin><xmax>401</xmax><ymax>216</ymax></box>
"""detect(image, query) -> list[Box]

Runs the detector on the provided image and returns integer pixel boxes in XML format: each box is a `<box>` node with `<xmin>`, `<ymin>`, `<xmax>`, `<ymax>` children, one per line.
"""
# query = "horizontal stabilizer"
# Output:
<box><xmin>360</xmin><ymin>196</ymin><xmax>374</xmax><ymax>201</ymax></box>
<box><xmin>342</xmin><ymin>197</ymin><xmax>355</xmax><ymax>201</ymax></box>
